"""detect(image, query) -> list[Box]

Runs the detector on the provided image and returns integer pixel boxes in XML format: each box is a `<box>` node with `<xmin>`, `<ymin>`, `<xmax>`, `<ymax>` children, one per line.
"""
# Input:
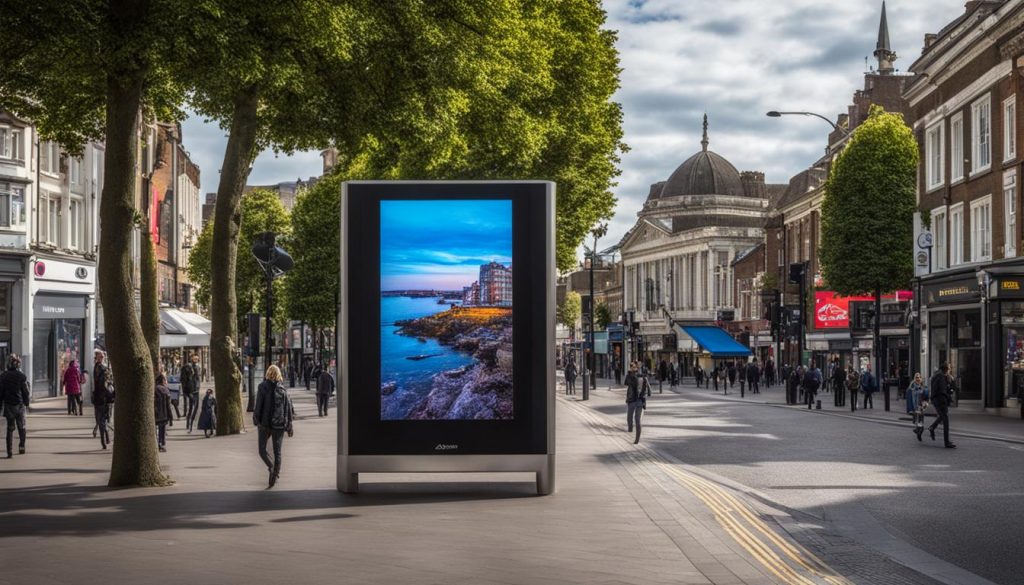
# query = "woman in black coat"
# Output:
<box><xmin>154</xmin><ymin>374</ymin><xmax>172</xmax><ymax>453</ymax></box>
<box><xmin>197</xmin><ymin>389</ymin><xmax>217</xmax><ymax>438</ymax></box>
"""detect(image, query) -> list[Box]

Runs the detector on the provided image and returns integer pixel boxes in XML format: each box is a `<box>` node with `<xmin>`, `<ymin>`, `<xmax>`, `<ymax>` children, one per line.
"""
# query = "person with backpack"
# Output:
<box><xmin>907</xmin><ymin>372</ymin><xmax>928</xmax><ymax>440</ymax></box>
<box><xmin>624</xmin><ymin>362</ymin><xmax>650</xmax><ymax>445</ymax></box>
<box><xmin>926</xmin><ymin>363</ymin><xmax>955</xmax><ymax>448</ymax></box>
<box><xmin>860</xmin><ymin>364</ymin><xmax>878</xmax><ymax>409</ymax></box>
<box><xmin>91</xmin><ymin>349</ymin><xmax>114</xmax><ymax>450</ymax></box>
<box><xmin>846</xmin><ymin>366</ymin><xmax>860</xmax><ymax>412</ymax></box>
<box><xmin>0</xmin><ymin>354</ymin><xmax>30</xmax><ymax>458</ymax></box>
<box><xmin>181</xmin><ymin>353</ymin><xmax>200</xmax><ymax>433</ymax></box>
<box><xmin>802</xmin><ymin>362</ymin><xmax>822</xmax><ymax>409</ymax></box>
<box><xmin>315</xmin><ymin>362</ymin><xmax>335</xmax><ymax>417</ymax></box>
<box><xmin>154</xmin><ymin>373</ymin><xmax>172</xmax><ymax>453</ymax></box>
<box><xmin>253</xmin><ymin>365</ymin><xmax>295</xmax><ymax>487</ymax></box>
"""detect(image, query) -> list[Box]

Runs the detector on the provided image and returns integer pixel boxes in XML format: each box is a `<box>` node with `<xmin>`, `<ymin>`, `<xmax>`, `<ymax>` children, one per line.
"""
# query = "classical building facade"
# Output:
<box><xmin>619</xmin><ymin>117</ymin><xmax>785</xmax><ymax>371</ymax></box>
<box><xmin>906</xmin><ymin>0</ymin><xmax>1024</xmax><ymax>413</ymax></box>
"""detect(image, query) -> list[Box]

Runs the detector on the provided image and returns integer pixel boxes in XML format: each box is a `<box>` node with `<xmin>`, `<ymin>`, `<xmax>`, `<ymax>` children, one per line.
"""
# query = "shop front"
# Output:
<box><xmin>31</xmin><ymin>294</ymin><xmax>87</xmax><ymax>397</ymax></box>
<box><xmin>920</xmin><ymin>271</ymin><xmax>984</xmax><ymax>405</ymax></box>
<box><xmin>981</xmin><ymin>267</ymin><xmax>1024</xmax><ymax>415</ymax></box>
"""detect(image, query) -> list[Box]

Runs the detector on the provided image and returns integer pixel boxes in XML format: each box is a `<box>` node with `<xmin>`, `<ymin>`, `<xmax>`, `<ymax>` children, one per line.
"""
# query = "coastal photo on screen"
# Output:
<box><xmin>380</xmin><ymin>199</ymin><xmax>513</xmax><ymax>420</ymax></box>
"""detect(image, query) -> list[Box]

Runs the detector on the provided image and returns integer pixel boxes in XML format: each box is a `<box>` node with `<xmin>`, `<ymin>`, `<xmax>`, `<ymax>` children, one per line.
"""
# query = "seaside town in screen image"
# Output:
<box><xmin>379</xmin><ymin>199</ymin><xmax>513</xmax><ymax>421</ymax></box>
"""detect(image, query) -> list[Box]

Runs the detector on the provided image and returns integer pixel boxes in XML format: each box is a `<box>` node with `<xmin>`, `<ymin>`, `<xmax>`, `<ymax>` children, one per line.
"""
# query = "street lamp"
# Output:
<box><xmin>582</xmin><ymin>222</ymin><xmax>608</xmax><ymax>401</ymax></box>
<box><xmin>248</xmin><ymin>232</ymin><xmax>293</xmax><ymax>411</ymax></box>
<box><xmin>766</xmin><ymin>110</ymin><xmax>848</xmax><ymax>135</ymax></box>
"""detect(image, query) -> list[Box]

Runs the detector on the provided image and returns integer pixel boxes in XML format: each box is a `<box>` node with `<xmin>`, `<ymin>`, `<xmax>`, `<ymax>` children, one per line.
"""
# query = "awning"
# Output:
<box><xmin>159</xmin><ymin>308</ymin><xmax>211</xmax><ymax>348</ymax></box>
<box><xmin>678</xmin><ymin>326</ymin><xmax>752</xmax><ymax>358</ymax></box>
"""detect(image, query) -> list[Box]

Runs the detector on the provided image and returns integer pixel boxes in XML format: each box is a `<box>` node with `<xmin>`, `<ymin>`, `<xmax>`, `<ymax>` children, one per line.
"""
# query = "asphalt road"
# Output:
<box><xmin>588</xmin><ymin>384</ymin><xmax>1024</xmax><ymax>585</ymax></box>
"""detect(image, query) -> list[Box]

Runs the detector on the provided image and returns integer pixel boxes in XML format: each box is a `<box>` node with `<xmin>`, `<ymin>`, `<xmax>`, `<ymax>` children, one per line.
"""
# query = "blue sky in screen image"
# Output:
<box><xmin>380</xmin><ymin>199</ymin><xmax>512</xmax><ymax>291</ymax></box>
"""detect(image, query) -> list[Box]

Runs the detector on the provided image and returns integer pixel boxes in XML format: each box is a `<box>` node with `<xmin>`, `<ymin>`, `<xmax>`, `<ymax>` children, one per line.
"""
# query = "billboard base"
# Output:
<box><xmin>338</xmin><ymin>454</ymin><xmax>555</xmax><ymax>495</ymax></box>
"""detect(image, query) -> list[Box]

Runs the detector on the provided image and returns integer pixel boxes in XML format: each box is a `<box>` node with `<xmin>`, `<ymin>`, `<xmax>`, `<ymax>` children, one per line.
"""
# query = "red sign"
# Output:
<box><xmin>34</xmin><ymin>261</ymin><xmax>45</xmax><ymax>277</ymax></box>
<box><xmin>814</xmin><ymin>290</ymin><xmax>912</xmax><ymax>329</ymax></box>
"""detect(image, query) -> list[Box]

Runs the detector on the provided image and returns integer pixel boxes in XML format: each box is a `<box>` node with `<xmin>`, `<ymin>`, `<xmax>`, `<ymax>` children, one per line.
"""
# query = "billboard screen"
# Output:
<box><xmin>814</xmin><ymin>290</ymin><xmax>913</xmax><ymax>329</ymax></box>
<box><xmin>379</xmin><ymin>200</ymin><xmax>514</xmax><ymax>421</ymax></box>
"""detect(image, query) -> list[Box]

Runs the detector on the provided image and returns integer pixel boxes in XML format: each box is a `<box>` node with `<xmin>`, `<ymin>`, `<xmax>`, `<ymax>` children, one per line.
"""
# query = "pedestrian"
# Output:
<box><xmin>727</xmin><ymin>362</ymin><xmax>737</xmax><ymax>389</ymax></box>
<box><xmin>846</xmin><ymin>366</ymin><xmax>859</xmax><ymax>412</ymax></box>
<box><xmin>288</xmin><ymin>364</ymin><xmax>296</xmax><ymax>388</ymax></box>
<box><xmin>624</xmin><ymin>362</ymin><xmax>650</xmax><ymax>444</ymax></box>
<box><xmin>61</xmin><ymin>359</ymin><xmax>84</xmax><ymax>416</ymax></box>
<box><xmin>926</xmin><ymin>362</ymin><xmax>955</xmax><ymax>448</ymax></box>
<box><xmin>803</xmin><ymin>362</ymin><xmax>822</xmax><ymax>409</ymax></box>
<box><xmin>0</xmin><ymin>354</ymin><xmax>30</xmax><ymax>458</ymax></box>
<box><xmin>154</xmin><ymin>373</ymin><xmax>172</xmax><ymax>452</ymax></box>
<box><xmin>564</xmin><ymin>358</ymin><xmax>577</xmax><ymax>396</ymax></box>
<box><xmin>694</xmin><ymin>364</ymin><xmax>703</xmax><ymax>387</ymax></box>
<box><xmin>670</xmin><ymin>360</ymin><xmax>679</xmax><ymax>387</ymax></box>
<box><xmin>746</xmin><ymin>358</ymin><xmax>760</xmax><ymax>396</ymax></box>
<box><xmin>181</xmin><ymin>353</ymin><xmax>200</xmax><ymax>433</ymax></box>
<box><xmin>832</xmin><ymin>360</ymin><xmax>846</xmax><ymax>407</ymax></box>
<box><xmin>253</xmin><ymin>365</ymin><xmax>295</xmax><ymax>487</ymax></box>
<box><xmin>197</xmin><ymin>388</ymin><xmax>217</xmax><ymax>438</ymax></box>
<box><xmin>794</xmin><ymin>365</ymin><xmax>805</xmax><ymax>404</ymax></box>
<box><xmin>315</xmin><ymin>362</ymin><xmax>335</xmax><ymax>417</ymax></box>
<box><xmin>712</xmin><ymin>365</ymin><xmax>720</xmax><ymax>392</ymax></box>
<box><xmin>860</xmin><ymin>364</ymin><xmax>878</xmax><ymax>409</ymax></box>
<box><xmin>91</xmin><ymin>349</ymin><xmax>114</xmax><ymax>450</ymax></box>
<box><xmin>907</xmin><ymin>372</ymin><xmax>928</xmax><ymax>440</ymax></box>
<box><xmin>304</xmin><ymin>358</ymin><xmax>313</xmax><ymax>391</ymax></box>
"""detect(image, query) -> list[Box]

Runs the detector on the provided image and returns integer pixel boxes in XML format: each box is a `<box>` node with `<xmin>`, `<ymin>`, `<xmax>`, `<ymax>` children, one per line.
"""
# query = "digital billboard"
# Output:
<box><xmin>814</xmin><ymin>290</ymin><xmax>914</xmax><ymax>329</ymax></box>
<box><xmin>379</xmin><ymin>200</ymin><xmax>514</xmax><ymax>421</ymax></box>
<box><xmin>339</xmin><ymin>182</ymin><xmax>555</xmax><ymax>495</ymax></box>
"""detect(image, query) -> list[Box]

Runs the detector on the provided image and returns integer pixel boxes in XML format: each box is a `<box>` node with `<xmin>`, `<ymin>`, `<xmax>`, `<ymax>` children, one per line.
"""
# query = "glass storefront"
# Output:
<box><xmin>32</xmin><ymin>294</ymin><xmax>88</xmax><ymax>397</ymax></box>
<box><xmin>1002</xmin><ymin>302</ymin><xmax>1024</xmax><ymax>404</ymax></box>
<box><xmin>928</xmin><ymin>308</ymin><xmax>983</xmax><ymax>401</ymax></box>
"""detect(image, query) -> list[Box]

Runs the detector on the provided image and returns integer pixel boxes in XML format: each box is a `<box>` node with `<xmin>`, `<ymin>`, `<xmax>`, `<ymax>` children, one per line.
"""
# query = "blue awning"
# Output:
<box><xmin>680</xmin><ymin>326</ymin><xmax>752</xmax><ymax>358</ymax></box>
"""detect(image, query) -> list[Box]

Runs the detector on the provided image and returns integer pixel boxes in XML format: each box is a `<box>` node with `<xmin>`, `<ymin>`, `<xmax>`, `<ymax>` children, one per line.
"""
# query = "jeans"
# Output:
<box><xmin>185</xmin><ymin>392</ymin><xmax>199</xmax><ymax>430</ymax></box>
<box><xmin>626</xmin><ymin>401</ymin><xmax>643</xmax><ymax>442</ymax></box>
<box><xmin>863</xmin><ymin>392</ymin><xmax>874</xmax><ymax>409</ymax></box>
<box><xmin>258</xmin><ymin>427</ymin><xmax>286</xmax><ymax>475</ymax></box>
<box><xmin>929</xmin><ymin>401</ymin><xmax>951</xmax><ymax>444</ymax></box>
<box><xmin>67</xmin><ymin>394</ymin><xmax>83</xmax><ymax>415</ymax></box>
<box><xmin>157</xmin><ymin>422</ymin><xmax>167</xmax><ymax>447</ymax></box>
<box><xmin>566</xmin><ymin>378</ymin><xmax>575</xmax><ymax>395</ymax></box>
<box><xmin>94</xmin><ymin>404</ymin><xmax>110</xmax><ymax>448</ymax></box>
<box><xmin>316</xmin><ymin>393</ymin><xmax>330</xmax><ymax>416</ymax></box>
<box><xmin>4</xmin><ymin>406</ymin><xmax>26</xmax><ymax>455</ymax></box>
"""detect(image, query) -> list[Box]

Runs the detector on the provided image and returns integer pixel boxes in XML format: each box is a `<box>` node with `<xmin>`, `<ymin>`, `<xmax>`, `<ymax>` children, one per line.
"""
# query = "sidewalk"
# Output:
<box><xmin>1</xmin><ymin>385</ymin><xmax>857</xmax><ymax>584</ymax></box>
<box><xmin>578</xmin><ymin>375</ymin><xmax>1024</xmax><ymax>445</ymax></box>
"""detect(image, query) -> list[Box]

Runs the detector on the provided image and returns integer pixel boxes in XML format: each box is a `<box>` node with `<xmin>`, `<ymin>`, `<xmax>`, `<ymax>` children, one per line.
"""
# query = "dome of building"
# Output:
<box><xmin>658</xmin><ymin>114</ymin><xmax>745</xmax><ymax>198</ymax></box>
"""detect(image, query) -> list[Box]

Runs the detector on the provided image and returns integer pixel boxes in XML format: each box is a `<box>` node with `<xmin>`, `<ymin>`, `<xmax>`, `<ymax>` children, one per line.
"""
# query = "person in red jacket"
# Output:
<box><xmin>61</xmin><ymin>359</ymin><xmax>84</xmax><ymax>416</ymax></box>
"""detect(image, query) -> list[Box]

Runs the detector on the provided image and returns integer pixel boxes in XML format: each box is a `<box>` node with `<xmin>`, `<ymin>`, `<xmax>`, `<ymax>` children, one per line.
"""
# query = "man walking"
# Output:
<box><xmin>181</xmin><ymin>353</ymin><xmax>200</xmax><ymax>432</ymax></box>
<box><xmin>315</xmin><ymin>362</ymin><xmax>335</xmax><ymax>417</ymax></box>
<box><xmin>803</xmin><ymin>362</ymin><xmax>822</xmax><ymax>409</ymax></box>
<box><xmin>624</xmin><ymin>362</ymin><xmax>649</xmax><ymax>444</ymax></box>
<box><xmin>91</xmin><ymin>350</ymin><xmax>114</xmax><ymax>450</ymax></box>
<box><xmin>564</xmin><ymin>358</ymin><xmax>577</xmax><ymax>395</ymax></box>
<box><xmin>925</xmin><ymin>362</ymin><xmax>955</xmax><ymax>448</ymax></box>
<box><xmin>860</xmin><ymin>364</ymin><xmax>878</xmax><ymax>409</ymax></box>
<box><xmin>847</xmin><ymin>366</ymin><xmax>859</xmax><ymax>412</ymax></box>
<box><xmin>832</xmin><ymin>360</ymin><xmax>847</xmax><ymax>407</ymax></box>
<box><xmin>0</xmin><ymin>354</ymin><xmax>30</xmax><ymax>458</ymax></box>
<box><xmin>745</xmin><ymin>358</ymin><xmax>760</xmax><ymax>397</ymax></box>
<box><xmin>253</xmin><ymin>365</ymin><xmax>296</xmax><ymax>487</ymax></box>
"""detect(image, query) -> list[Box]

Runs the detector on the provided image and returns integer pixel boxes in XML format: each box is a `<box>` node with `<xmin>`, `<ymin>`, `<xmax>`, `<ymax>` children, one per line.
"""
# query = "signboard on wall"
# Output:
<box><xmin>814</xmin><ymin>290</ymin><xmax>913</xmax><ymax>329</ymax></box>
<box><xmin>339</xmin><ymin>181</ymin><xmax>555</xmax><ymax>495</ymax></box>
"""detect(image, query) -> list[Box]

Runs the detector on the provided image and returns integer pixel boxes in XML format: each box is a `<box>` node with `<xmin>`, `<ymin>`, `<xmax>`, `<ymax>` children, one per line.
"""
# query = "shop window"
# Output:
<box><xmin>1005</xmin><ymin>303</ymin><xmax>1024</xmax><ymax>400</ymax></box>
<box><xmin>951</xmin><ymin>309</ymin><xmax>981</xmax><ymax>348</ymax></box>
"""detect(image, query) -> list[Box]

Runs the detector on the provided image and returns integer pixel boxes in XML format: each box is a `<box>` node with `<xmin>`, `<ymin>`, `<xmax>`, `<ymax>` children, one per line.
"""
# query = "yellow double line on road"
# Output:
<box><xmin>563</xmin><ymin>397</ymin><xmax>852</xmax><ymax>585</ymax></box>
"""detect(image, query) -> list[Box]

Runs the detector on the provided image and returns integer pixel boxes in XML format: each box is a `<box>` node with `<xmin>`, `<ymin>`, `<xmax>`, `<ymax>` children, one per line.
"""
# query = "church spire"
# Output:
<box><xmin>873</xmin><ymin>1</ymin><xmax>896</xmax><ymax>74</ymax></box>
<box><xmin>701</xmin><ymin>113</ymin><xmax>709</xmax><ymax>152</ymax></box>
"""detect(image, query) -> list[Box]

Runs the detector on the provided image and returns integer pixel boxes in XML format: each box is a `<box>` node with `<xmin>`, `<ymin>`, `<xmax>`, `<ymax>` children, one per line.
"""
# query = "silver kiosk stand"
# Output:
<box><xmin>337</xmin><ymin>181</ymin><xmax>556</xmax><ymax>495</ymax></box>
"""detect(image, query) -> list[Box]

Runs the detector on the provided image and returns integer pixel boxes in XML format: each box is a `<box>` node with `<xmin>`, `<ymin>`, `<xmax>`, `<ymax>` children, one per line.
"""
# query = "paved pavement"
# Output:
<box><xmin>573</xmin><ymin>376</ymin><xmax>1022</xmax><ymax>585</ymax></box>
<box><xmin>0</xmin><ymin>386</ymin><xmax>861</xmax><ymax>585</ymax></box>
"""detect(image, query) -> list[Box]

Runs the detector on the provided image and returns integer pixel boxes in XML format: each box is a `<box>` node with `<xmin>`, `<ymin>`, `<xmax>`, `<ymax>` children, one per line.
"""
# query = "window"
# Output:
<box><xmin>69</xmin><ymin>199</ymin><xmax>81</xmax><ymax>250</ymax></box>
<box><xmin>0</xmin><ymin>126</ymin><xmax>23</xmax><ymax>161</ymax></box>
<box><xmin>950</xmin><ymin>204</ymin><xmax>964</xmax><ymax>266</ymax></box>
<box><xmin>777</xmin><ymin>248</ymin><xmax>783</xmax><ymax>267</ymax></box>
<box><xmin>951</xmin><ymin>113</ymin><xmax>964</xmax><ymax>181</ymax></box>
<box><xmin>1006</xmin><ymin>171</ymin><xmax>1017</xmax><ymax>258</ymax></box>
<box><xmin>1005</xmin><ymin>96</ymin><xmax>1017</xmax><ymax>162</ymax></box>
<box><xmin>69</xmin><ymin>157</ymin><xmax>82</xmax><ymax>191</ymax></box>
<box><xmin>972</xmin><ymin>95</ymin><xmax>992</xmax><ymax>173</ymax></box>
<box><xmin>926</xmin><ymin>123</ymin><xmax>944</xmax><ymax>189</ymax></box>
<box><xmin>933</xmin><ymin>209</ymin><xmax>947</xmax><ymax>270</ymax></box>
<box><xmin>41</xmin><ymin>192</ymin><xmax>61</xmax><ymax>245</ymax></box>
<box><xmin>970</xmin><ymin>196</ymin><xmax>992</xmax><ymax>262</ymax></box>
<box><xmin>0</xmin><ymin>182</ymin><xmax>26</xmax><ymax>228</ymax></box>
<box><xmin>39</xmin><ymin>141</ymin><xmax>60</xmax><ymax>175</ymax></box>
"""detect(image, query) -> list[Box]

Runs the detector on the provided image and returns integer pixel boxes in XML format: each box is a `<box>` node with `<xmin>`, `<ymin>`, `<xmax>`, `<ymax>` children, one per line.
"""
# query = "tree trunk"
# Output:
<box><xmin>140</xmin><ymin>213</ymin><xmax>160</xmax><ymax>374</ymax></box>
<box><xmin>101</xmin><ymin>70</ymin><xmax>169</xmax><ymax>487</ymax></box>
<box><xmin>211</xmin><ymin>88</ymin><xmax>260</xmax><ymax>436</ymax></box>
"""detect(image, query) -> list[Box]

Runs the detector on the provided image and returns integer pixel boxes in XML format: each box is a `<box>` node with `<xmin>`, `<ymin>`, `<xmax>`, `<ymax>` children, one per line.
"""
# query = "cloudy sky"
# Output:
<box><xmin>181</xmin><ymin>0</ymin><xmax>963</xmax><ymax>245</ymax></box>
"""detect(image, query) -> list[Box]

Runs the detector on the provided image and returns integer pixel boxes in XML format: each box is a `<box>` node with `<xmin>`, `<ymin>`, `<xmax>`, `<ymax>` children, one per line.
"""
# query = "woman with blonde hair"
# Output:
<box><xmin>252</xmin><ymin>365</ymin><xmax>295</xmax><ymax>487</ymax></box>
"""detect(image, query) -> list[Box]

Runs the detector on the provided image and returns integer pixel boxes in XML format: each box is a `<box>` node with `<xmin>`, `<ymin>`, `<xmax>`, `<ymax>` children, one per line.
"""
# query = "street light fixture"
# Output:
<box><xmin>766</xmin><ymin>111</ymin><xmax>848</xmax><ymax>135</ymax></box>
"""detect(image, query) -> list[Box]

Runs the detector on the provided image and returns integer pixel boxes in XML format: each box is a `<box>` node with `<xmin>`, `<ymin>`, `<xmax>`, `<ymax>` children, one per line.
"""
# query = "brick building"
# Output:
<box><xmin>906</xmin><ymin>0</ymin><xmax>1024</xmax><ymax>412</ymax></box>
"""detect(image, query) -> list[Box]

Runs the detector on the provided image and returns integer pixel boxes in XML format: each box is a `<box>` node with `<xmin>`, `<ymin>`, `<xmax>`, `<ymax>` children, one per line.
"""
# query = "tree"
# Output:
<box><xmin>820</xmin><ymin>105</ymin><xmax>917</xmax><ymax>373</ymax></box>
<box><xmin>0</xmin><ymin>0</ymin><xmax>184</xmax><ymax>486</ymax></box>
<box><xmin>558</xmin><ymin>292</ymin><xmax>582</xmax><ymax>338</ymax></box>
<box><xmin>285</xmin><ymin>173</ymin><xmax>341</xmax><ymax>354</ymax></box>
<box><xmin>594</xmin><ymin>302</ymin><xmax>613</xmax><ymax>331</ymax></box>
<box><xmin>187</xmin><ymin>221</ymin><xmax>215</xmax><ymax>311</ymax></box>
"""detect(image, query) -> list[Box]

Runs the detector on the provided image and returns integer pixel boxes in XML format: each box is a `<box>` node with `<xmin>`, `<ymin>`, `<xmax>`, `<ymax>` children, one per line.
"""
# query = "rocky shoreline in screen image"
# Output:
<box><xmin>382</xmin><ymin>307</ymin><xmax>513</xmax><ymax>420</ymax></box>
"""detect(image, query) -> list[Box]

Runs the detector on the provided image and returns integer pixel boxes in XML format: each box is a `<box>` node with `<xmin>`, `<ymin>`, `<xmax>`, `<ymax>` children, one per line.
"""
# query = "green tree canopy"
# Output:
<box><xmin>594</xmin><ymin>302</ymin><xmax>612</xmax><ymax>331</ymax></box>
<box><xmin>820</xmin><ymin>105</ymin><xmax>918</xmax><ymax>296</ymax></box>
<box><xmin>285</xmin><ymin>173</ymin><xmax>341</xmax><ymax>330</ymax></box>
<box><xmin>558</xmin><ymin>291</ymin><xmax>582</xmax><ymax>331</ymax></box>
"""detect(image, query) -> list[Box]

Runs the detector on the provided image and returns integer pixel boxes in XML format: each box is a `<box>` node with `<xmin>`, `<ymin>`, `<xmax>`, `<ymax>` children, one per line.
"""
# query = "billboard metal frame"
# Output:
<box><xmin>337</xmin><ymin>181</ymin><xmax>556</xmax><ymax>495</ymax></box>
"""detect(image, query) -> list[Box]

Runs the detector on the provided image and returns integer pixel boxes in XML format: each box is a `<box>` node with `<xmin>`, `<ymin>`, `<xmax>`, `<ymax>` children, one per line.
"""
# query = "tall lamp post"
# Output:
<box><xmin>583</xmin><ymin>222</ymin><xmax>608</xmax><ymax>400</ymax></box>
<box><xmin>251</xmin><ymin>232</ymin><xmax>294</xmax><ymax>406</ymax></box>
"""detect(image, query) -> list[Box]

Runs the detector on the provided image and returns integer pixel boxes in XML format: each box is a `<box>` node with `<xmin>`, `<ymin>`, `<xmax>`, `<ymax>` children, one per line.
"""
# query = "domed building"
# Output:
<box><xmin>618</xmin><ymin>115</ymin><xmax>786</xmax><ymax>370</ymax></box>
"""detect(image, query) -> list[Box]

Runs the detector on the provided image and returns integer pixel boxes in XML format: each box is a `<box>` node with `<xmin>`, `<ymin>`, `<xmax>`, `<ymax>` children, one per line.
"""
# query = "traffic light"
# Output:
<box><xmin>788</xmin><ymin>262</ymin><xmax>806</xmax><ymax>285</ymax></box>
